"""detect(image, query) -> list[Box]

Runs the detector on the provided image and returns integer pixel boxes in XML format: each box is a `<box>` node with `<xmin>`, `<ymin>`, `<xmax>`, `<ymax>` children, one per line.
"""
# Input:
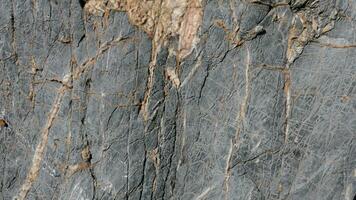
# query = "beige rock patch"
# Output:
<box><xmin>85</xmin><ymin>0</ymin><xmax>203</xmax><ymax>60</ymax></box>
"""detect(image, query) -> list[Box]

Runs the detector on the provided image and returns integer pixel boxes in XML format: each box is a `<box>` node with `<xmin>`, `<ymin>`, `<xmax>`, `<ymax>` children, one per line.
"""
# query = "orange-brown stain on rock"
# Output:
<box><xmin>0</xmin><ymin>119</ymin><xmax>8</xmax><ymax>127</ymax></box>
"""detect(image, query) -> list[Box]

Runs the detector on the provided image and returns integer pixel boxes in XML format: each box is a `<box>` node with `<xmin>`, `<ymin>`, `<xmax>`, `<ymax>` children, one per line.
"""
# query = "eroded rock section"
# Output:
<box><xmin>0</xmin><ymin>0</ymin><xmax>355</xmax><ymax>200</ymax></box>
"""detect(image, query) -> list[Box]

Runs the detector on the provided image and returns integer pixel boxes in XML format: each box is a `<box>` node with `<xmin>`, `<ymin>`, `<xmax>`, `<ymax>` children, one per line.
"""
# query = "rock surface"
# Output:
<box><xmin>0</xmin><ymin>0</ymin><xmax>355</xmax><ymax>199</ymax></box>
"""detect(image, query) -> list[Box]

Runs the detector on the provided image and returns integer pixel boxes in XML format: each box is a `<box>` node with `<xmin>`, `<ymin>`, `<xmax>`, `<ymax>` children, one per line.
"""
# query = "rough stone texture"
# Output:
<box><xmin>0</xmin><ymin>0</ymin><xmax>355</xmax><ymax>200</ymax></box>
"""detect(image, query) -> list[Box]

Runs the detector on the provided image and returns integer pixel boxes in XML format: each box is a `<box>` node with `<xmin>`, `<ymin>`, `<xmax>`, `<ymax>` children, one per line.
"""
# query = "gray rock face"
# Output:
<box><xmin>1</xmin><ymin>0</ymin><xmax>355</xmax><ymax>199</ymax></box>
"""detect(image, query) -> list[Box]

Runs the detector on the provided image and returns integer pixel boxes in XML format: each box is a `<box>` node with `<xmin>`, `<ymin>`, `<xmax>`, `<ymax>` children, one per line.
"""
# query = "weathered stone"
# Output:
<box><xmin>0</xmin><ymin>0</ymin><xmax>355</xmax><ymax>200</ymax></box>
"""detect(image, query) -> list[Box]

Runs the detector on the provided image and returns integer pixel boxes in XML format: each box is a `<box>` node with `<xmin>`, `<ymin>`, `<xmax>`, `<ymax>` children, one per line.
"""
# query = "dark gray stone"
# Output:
<box><xmin>0</xmin><ymin>0</ymin><xmax>355</xmax><ymax>200</ymax></box>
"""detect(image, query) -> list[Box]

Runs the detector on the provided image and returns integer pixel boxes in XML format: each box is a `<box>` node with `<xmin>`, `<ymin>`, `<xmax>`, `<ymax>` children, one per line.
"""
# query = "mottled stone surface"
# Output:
<box><xmin>0</xmin><ymin>0</ymin><xmax>355</xmax><ymax>200</ymax></box>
